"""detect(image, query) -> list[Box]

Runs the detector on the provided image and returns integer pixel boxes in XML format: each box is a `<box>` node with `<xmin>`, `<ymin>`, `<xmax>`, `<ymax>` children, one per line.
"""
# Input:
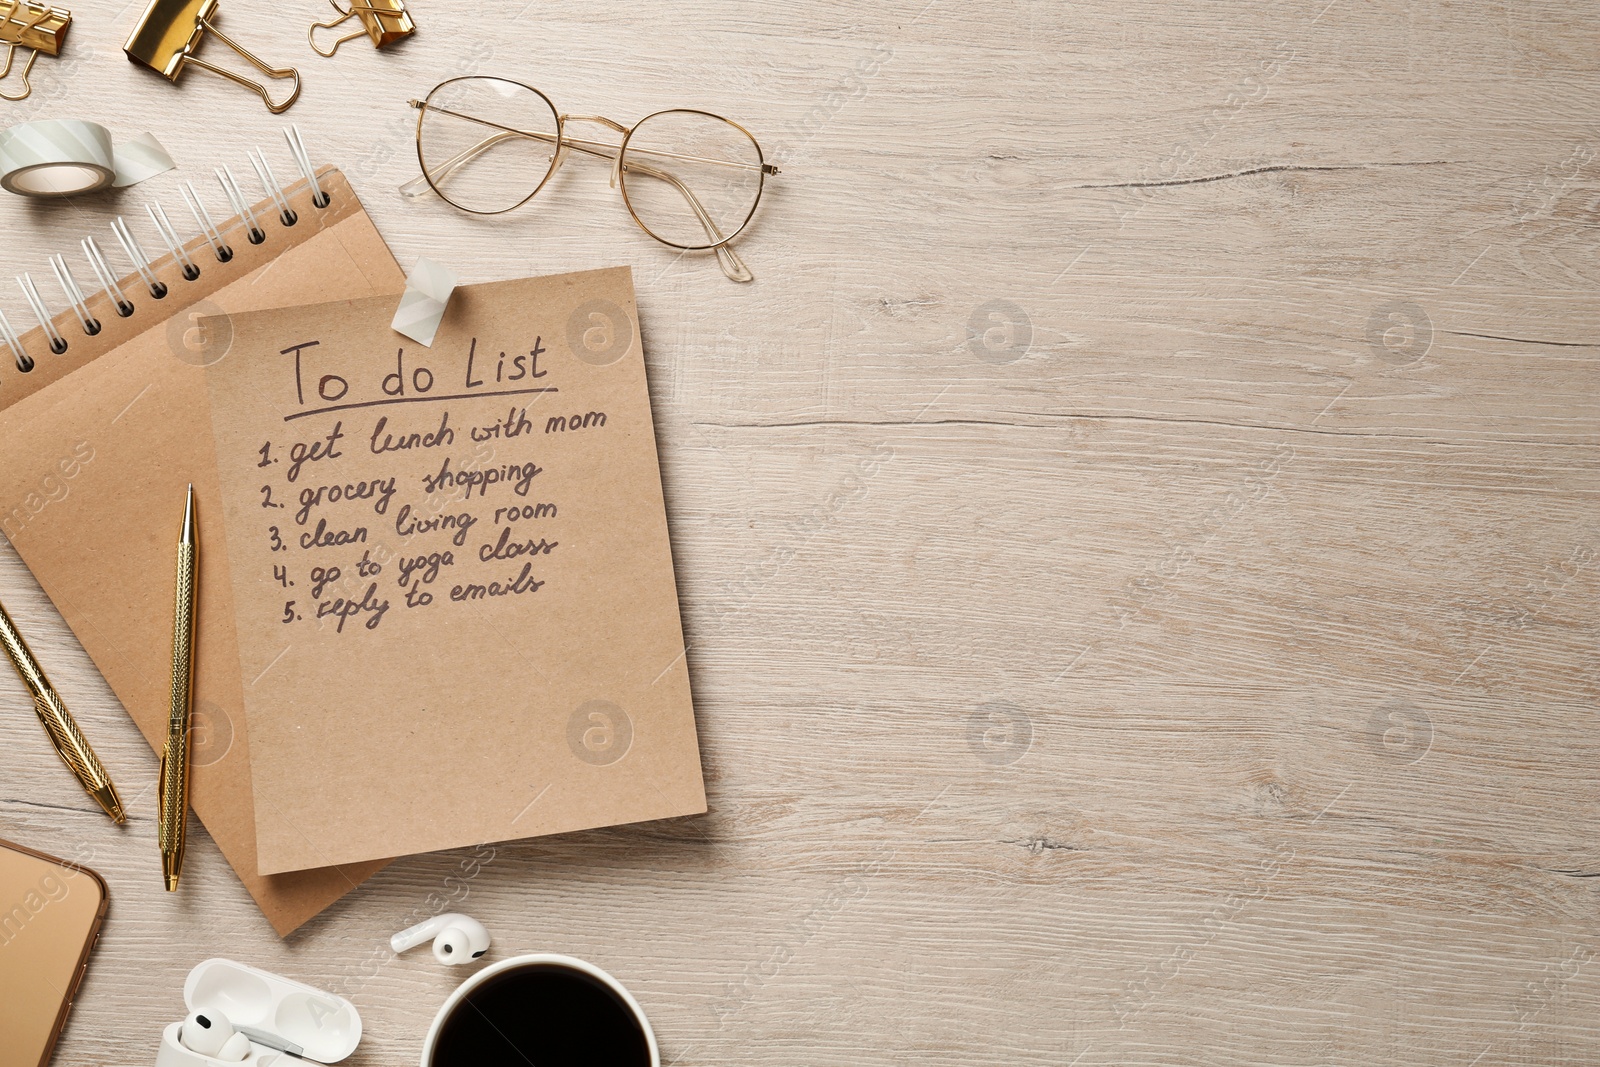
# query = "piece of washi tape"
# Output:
<box><xmin>0</xmin><ymin>120</ymin><xmax>175</xmax><ymax>198</ymax></box>
<box><xmin>110</xmin><ymin>132</ymin><xmax>177</xmax><ymax>187</ymax></box>
<box><xmin>391</xmin><ymin>257</ymin><xmax>459</xmax><ymax>347</ymax></box>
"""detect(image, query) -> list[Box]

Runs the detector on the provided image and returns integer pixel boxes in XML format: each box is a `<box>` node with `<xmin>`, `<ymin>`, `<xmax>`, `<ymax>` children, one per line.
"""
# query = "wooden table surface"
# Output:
<box><xmin>1</xmin><ymin>1</ymin><xmax>1596</xmax><ymax>1063</ymax></box>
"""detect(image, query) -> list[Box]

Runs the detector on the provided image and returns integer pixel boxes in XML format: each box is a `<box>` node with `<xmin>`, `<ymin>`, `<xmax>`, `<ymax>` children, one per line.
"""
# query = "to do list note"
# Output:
<box><xmin>203</xmin><ymin>269</ymin><xmax>704</xmax><ymax>874</ymax></box>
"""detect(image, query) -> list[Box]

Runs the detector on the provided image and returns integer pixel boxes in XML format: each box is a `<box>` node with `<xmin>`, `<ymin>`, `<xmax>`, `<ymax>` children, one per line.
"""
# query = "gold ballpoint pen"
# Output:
<box><xmin>0</xmin><ymin>598</ymin><xmax>125</xmax><ymax>823</ymax></box>
<box><xmin>159</xmin><ymin>484</ymin><xmax>198</xmax><ymax>892</ymax></box>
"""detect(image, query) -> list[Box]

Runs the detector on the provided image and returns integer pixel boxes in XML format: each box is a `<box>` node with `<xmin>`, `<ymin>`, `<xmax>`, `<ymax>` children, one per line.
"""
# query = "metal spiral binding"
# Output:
<box><xmin>0</xmin><ymin>129</ymin><xmax>333</xmax><ymax>379</ymax></box>
<box><xmin>182</xmin><ymin>182</ymin><xmax>233</xmax><ymax>263</ymax></box>
<box><xmin>81</xmin><ymin>237</ymin><xmax>135</xmax><ymax>319</ymax></box>
<box><xmin>249</xmin><ymin>148</ymin><xmax>297</xmax><ymax>227</ymax></box>
<box><xmin>111</xmin><ymin>217</ymin><xmax>169</xmax><ymax>300</ymax></box>
<box><xmin>147</xmin><ymin>202</ymin><xmax>201</xmax><ymax>282</ymax></box>
<box><xmin>18</xmin><ymin>274</ymin><xmax>66</xmax><ymax>354</ymax></box>
<box><xmin>0</xmin><ymin>310</ymin><xmax>31</xmax><ymax>372</ymax></box>
<box><xmin>49</xmin><ymin>255</ymin><xmax>100</xmax><ymax>336</ymax></box>
<box><xmin>218</xmin><ymin>165</ymin><xmax>266</xmax><ymax>245</ymax></box>
<box><xmin>286</xmin><ymin>125</ymin><xmax>328</xmax><ymax>209</ymax></box>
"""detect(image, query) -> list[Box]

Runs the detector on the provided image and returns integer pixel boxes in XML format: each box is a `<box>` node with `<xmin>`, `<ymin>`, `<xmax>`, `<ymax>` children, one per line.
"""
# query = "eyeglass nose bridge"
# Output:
<box><xmin>558</xmin><ymin>114</ymin><xmax>632</xmax><ymax>187</ymax></box>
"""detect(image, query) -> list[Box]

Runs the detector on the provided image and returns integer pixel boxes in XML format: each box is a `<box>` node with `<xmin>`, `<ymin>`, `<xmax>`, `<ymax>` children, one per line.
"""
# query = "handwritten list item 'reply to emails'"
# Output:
<box><xmin>202</xmin><ymin>268</ymin><xmax>705</xmax><ymax>874</ymax></box>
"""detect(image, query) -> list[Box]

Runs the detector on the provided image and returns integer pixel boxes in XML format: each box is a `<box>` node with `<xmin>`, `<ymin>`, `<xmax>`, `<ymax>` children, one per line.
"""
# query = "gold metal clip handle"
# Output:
<box><xmin>308</xmin><ymin>9</ymin><xmax>361</xmax><ymax>58</ymax></box>
<box><xmin>180</xmin><ymin>15</ymin><xmax>301</xmax><ymax>113</ymax></box>
<box><xmin>0</xmin><ymin>41</ymin><xmax>37</xmax><ymax>100</ymax></box>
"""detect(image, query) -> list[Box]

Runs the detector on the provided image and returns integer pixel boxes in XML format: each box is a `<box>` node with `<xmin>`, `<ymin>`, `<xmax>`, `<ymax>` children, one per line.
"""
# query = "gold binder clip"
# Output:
<box><xmin>124</xmin><ymin>0</ymin><xmax>302</xmax><ymax>114</ymax></box>
<box><xmin>0</xmin><ymin>0</ymin><xmax>71</xmax><ymax>102</ymax></box>
<box><xmin>309</xmin><ymin>0</ymin><xmax>413</xmax><ymax>58</ymax></box>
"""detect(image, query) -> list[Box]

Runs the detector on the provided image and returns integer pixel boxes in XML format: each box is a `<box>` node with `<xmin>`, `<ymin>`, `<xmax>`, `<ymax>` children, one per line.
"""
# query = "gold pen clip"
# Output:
<box><xmin>124</xmin><ymin>0</ymin><xmax>301</xmax><ymax>114</ymax></box>
<box><xmin>309</xmin><ymin>0</ymin><xmax>413</xmax><ymax>58</ymax></box>
<box><xmin>0</xmin><ymin>0</ymin><xmax>71</xmax><ymax>102</ymax></box>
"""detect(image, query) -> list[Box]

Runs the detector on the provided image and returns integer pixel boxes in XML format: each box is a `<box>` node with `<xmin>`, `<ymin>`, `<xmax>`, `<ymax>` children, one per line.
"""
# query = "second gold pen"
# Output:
<box><xmin>159</xmin><ymin>484</ymin><xmax>197</xmax><ymax>892</ymax></box>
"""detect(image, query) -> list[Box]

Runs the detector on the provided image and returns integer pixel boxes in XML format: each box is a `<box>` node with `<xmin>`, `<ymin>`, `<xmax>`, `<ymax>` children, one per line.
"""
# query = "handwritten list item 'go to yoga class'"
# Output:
<box><xmin>201</xmin><ymin>268</ymin><xmax>705</xmax><ymax>875</ymax></box>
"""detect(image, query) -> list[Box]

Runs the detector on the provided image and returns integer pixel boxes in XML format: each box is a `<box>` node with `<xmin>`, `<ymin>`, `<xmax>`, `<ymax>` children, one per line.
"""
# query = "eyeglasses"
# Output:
<box><xmin>401</xmin><ymin>76</ymin><xmax>779</xmax><ymax>283</ymax></box>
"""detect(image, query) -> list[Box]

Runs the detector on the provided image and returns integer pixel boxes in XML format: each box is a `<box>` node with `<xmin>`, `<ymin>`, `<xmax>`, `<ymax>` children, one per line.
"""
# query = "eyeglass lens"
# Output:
<box><xmin>620</xmin><ymin>110</ymin><xmax>765</xmax><ymax>250</ymax></box>
<box><xmin>419</xmin><ymin>77</ymin><xmax>560</xmax><ymax>214</ymax></box>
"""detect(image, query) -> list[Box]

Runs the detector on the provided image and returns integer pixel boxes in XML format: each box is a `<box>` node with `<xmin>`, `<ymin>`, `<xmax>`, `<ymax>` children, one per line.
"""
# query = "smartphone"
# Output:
<box><xmin>0</xmin><ymin>838</ymin><xmax>108</xmax><ymax>1067</ymax></box>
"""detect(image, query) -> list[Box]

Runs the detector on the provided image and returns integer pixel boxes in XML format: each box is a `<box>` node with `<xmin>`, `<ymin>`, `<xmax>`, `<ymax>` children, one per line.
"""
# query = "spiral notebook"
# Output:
<box><xmin>0</xmin><ymin>139</ymin><xmax>400</xmax><ymax>934</ymax></box>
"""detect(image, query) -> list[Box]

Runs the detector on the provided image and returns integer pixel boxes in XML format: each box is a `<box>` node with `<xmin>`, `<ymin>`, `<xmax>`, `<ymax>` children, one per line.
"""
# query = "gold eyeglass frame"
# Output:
<box><xmin>405</xmin><ymin>76</ymin><xmax>780</xmax><ymax>283</ymax></box>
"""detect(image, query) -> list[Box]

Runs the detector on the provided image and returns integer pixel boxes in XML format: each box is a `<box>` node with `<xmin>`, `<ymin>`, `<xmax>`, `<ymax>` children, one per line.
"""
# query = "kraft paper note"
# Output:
<box><xmin>0</xmin><ymin>171</ymin><xmax>394</xmax><ymax>934</ymax></box>
<box><xmin>202</xmin><ymin>268</ymin><xmax>705</xmax><ymax>874</ymax></box>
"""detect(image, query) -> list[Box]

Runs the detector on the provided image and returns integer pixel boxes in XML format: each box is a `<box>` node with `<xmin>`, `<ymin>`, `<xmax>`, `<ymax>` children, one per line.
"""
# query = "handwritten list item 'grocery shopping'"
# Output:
<box><xmin>202</xmin><ymin>268</ymin><xmax>704</xmax><ymax>874</ymax></box>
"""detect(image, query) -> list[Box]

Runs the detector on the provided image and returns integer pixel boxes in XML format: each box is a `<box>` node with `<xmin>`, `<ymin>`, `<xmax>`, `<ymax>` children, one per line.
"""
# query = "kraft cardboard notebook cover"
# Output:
<box><xmin>201</xmin><ymin>268</ymin><xmax>705</xmax><ymax>874</ymax></box>
<box><xmin>0</xmin><ymin>170</ymin><xmax>394</xmax><ymax>934</ymax></box>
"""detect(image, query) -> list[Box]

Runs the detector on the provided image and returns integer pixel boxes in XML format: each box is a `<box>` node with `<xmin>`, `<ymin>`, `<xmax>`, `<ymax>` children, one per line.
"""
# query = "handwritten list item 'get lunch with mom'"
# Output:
<box><xmin>202</xmin><ymin>268</ymin><xmax>705</xmax><ymax>874</ymax></box>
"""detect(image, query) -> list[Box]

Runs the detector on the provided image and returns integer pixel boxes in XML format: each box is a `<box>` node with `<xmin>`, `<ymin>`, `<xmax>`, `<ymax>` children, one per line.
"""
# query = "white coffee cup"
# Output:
<box><xmin>420</xmin><ymin>954</ymin><xmax>659</xmax><ymax>1067</ymax></box>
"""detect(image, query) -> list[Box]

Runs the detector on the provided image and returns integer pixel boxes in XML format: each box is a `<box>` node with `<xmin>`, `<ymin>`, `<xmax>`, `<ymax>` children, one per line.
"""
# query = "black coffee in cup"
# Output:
<box><xmin>429</xmin><ymin>962</ymin><xmax>652</xmax><ymax>1067</ymax></box>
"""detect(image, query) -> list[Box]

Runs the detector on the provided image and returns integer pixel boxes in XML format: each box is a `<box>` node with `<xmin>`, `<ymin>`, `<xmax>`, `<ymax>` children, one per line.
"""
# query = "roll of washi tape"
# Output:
<box><xmin>0</xmin><ymin>120</ymin><xmax>174</xmax><ymax>198</ymax></box>
<box><xmin>0</xmin><ymin>119</ymin><xmax>114</xmax><ymax>196</ymax></box>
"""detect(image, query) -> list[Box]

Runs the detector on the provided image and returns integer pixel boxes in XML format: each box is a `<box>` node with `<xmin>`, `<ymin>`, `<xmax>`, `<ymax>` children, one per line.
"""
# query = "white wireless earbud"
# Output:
<box><xmin>181</xmin><ymin>1009</ymin><xmax>251</xmax><ymax>1061</ymax></box>
<box><xmin>390</xmin><ymin>912</ymin><xmax>491</xmax><ymax>965</ymax></box>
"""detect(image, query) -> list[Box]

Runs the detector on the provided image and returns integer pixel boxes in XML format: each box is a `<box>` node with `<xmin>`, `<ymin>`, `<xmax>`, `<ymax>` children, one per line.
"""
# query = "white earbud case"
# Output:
<box><xmin>156</xmin><ymin>958</ymin><xmax>362</xmax><ymax>1066</ymax></box>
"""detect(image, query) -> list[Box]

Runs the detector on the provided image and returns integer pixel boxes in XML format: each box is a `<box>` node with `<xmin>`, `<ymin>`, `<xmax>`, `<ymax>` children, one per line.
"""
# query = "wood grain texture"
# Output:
<box><xmin>0</xmin><ymin>1</ymin><xmax>1595</xmax><ymax>1064</ymax></box>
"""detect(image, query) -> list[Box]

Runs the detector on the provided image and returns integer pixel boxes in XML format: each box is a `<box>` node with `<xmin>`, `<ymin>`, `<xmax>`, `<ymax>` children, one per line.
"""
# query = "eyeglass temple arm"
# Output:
<box><xmin>407</xmin><ymin>102</ymin><xmax>777</xmax><ymax>174</ymax></box>
<box><xmin>400</xmin><ymin>126</ymin><xmax>755</xmax><ymax>283</ymax></box>
<box><xmin>399</xmin><ymin>129</ymin><xmax>538</xmax><ymax>197</ymax></box>
<box><xmin>616</xmin><ymin>156</ymin><xmax>753</xmax><ymax>283</ymax></box>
